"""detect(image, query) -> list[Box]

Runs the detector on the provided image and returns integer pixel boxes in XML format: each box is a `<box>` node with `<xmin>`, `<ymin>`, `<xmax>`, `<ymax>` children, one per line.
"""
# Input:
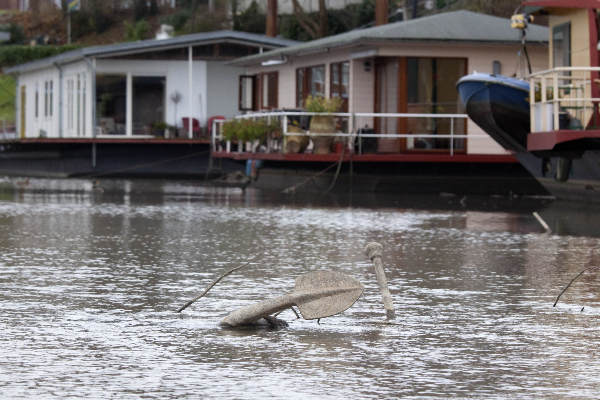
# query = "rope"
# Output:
<box><xmin>82</xmin><ymin>149</ymin><xmax>210</xmax><ymax>178</ymax></box>
<box><xmin>325</xmin><ymin>138</ymin><xmax>347</xmax><ymax>193</ymax></box>
<box><xmin>281</xmin><ymin>161</ymin><xmax>339</xmax><ymax>194</ymax></box>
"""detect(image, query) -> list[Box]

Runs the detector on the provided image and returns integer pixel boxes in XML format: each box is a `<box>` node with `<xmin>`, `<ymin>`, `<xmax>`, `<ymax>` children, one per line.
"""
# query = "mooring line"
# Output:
<box><xmin>82</xmin><ymin>149</ymin><xmax>210</xmax><ymax>178</ymax></box>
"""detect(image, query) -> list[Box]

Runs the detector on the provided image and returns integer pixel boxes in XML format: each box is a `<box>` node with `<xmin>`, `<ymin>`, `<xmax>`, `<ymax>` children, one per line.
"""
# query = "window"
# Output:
<box><xmin>48</xmin><ymin>80</ymin><xmax>53</xmax><ymax>117</ymax></box>
<box><xmin>238</xmin><ymin>75</ymin><xmax>255</xmax><ymax>111</ymax></box>
<box><xmin>553</xmin><ymin>22</ymin><xmax>571</xmax><ymax>68</ymax></box>
<box><xmin>35</xmin><ymin>84</ymin><xmax>39</xmax><ymax>118</ymax></box>
<box><xmin>330</xmin><ymin>61</ymin><xmax>349</xmax><ymax>112</ymax></box>
<box><xmin>406</xmin><ymin>57</ymin><xmax>467</xmax><ymax>151</ymax></box>
<box><xmin>44</xmin><ymin>81</ymin><xmax>48</xmax><ymax>117</ymax></box>
<box><xmin>132</xmin><ymin>76</ymin><xmax>165</xmax><ymax>135</ymax></box>
<box><xmin>82</xmin><ymin>75</ymin><xmax>86</xmax><ymax>136</ymax></box>
<box><xmin>67</xmin><ymin>79</ymin><xmax>74</xmax><ymax>131</ymax></box>
<box><xmin>259</xmin><ymin>72</ymin><xmax>278</xmax><ymax>110</ymax></box>
<box><xmin>96</xmin><ymin>74</ymin><xmax>127</xmax><ymax>135</ymax></box>
<box><xmin>492</xmin><ymin>60</ymin><xmax>502</xmax><ymax>75</ymax></box>
<box><xmin>296</xmin><ymin>65</ymin><xmax>325</xmax><ymax>107</ymax></box>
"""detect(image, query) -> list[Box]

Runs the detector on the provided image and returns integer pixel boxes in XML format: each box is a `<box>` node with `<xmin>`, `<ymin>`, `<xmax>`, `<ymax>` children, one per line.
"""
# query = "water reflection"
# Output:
<box><xmin>0</xmin><ymin>178</ymin><xmax>599</xmax><ymax>398</ymax></box>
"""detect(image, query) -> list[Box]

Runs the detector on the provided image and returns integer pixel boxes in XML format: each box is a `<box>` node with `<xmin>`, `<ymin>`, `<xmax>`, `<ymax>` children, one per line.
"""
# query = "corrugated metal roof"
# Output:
<box><xmin>5</xmin><ymin>30</ymin><xmax>297</xmax><ymax>74</ymax></box>
<box><xmin>232</xmin><ymin>10</ymin><xmax>549</xmax><ymax>66</ymax></box>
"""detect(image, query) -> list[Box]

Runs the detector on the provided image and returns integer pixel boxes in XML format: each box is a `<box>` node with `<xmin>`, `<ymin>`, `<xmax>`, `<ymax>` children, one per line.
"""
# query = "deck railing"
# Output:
<box><xmin>212</xmin><ymin>111</ymin><xmax>486</xmax><ymax>156</ymax></box>
<box><xmin>529</xmin><ymin>66</ymin><xmax>600</xmax><ymax>132</ymax></box>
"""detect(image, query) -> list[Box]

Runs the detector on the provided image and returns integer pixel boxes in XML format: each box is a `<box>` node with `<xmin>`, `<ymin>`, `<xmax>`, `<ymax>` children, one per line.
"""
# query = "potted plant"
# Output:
<box><xmin>267</xmin><ymin>119</ymin><xmax>282</xmax><ymax>152</ymax></box>
<box><xmin>151</xmin><ymin>121</ymin><xmax>168</xmax><ymax>137</ymax></box>
<box><xmin>285</xmin><ymin>119</ymin><xmax>309</xmax><ymax>153</ymax></box>
<box><xmin>245</xmin><ymin>119</ymin><xmax>266</xmax><ymax>152</ymax></box>
<box><xmin>305</xmin><ymin>95</ymin><xmax>342</xmax><ymax>154</ymax></box>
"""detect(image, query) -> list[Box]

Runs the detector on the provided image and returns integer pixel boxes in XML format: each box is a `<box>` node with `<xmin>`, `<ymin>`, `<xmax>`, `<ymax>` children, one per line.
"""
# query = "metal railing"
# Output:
<box><xmin>212</xmin><ymin>111</ymin><xmax>487</xmax><ymax>156</ymax></box>
<box><xmin>529</xmin><ymin>66</ymin><xmax>600</xmax><ymax>132</ymax></box>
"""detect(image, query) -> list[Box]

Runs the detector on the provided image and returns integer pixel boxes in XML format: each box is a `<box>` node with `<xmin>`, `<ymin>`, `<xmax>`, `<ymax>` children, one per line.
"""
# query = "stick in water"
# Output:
<box><xmin>365</xmin><ymin>242</ymin><xmax>395</xmax><ymax>320</ymax></box>
<box><xmin>532</xmin><ymin>211</ymin><xmax>551</xmax><ymax>233</ymax></box>
<box><xmin>177</xmin><ymin>261</ymin><xmax>252</xmax><ymax>313</ymax></box>
<box><xmin>553</xmin><ymin>265</ymin><xmax>599</xmax><ymax>307</ymax></box>
<box><xmin>554</xmin><ymin>249</ymin><xmax>598</xmax><ymax>307</ymax></box>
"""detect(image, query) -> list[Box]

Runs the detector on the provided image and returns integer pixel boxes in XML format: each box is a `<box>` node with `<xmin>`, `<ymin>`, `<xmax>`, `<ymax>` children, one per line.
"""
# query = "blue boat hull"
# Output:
<box><xmin>457</xmin><ymin>73</ymin><xmax>530</xmax><ymax>152</ymax></box>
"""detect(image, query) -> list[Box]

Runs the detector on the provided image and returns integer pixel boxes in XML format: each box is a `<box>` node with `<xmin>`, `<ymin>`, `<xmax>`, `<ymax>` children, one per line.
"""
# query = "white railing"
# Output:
<box><xmin>529</xmin><ymin>66</ymin><xmax>600</xmax><ymax>132</ymax></box>
<box><xmin>212</xmin><ymin>111</ymin><xmax>487</xmax><ymax>156</ymax></box>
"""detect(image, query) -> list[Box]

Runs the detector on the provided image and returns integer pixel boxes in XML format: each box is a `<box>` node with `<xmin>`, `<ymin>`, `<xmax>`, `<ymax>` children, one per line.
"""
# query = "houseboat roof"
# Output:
<box><xmin>5</xmin><ymin>30</ymin><xmax>298</xmax><ymax>74</ymax></box>
<box><xmin>231</xmin><ymin>10</ymin><xmax>548</xmax><ymax>66</ymax></box>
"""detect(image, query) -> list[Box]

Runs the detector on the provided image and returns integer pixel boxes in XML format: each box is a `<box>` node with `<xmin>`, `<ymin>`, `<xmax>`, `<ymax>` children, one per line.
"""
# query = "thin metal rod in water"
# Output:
<box><xmin>365</xmin><ymin>242</ymin><xmax>395</xmax><ymax>320</ymax></box>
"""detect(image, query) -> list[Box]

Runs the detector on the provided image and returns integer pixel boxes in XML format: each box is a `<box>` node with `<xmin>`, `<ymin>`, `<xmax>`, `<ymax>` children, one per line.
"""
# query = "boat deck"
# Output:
<box><xmin>211</xmin><ymin>151</ymin><xmax>518</xmax><ymax>163</ymax></box>
<box><xmin>527</xmin><ymin>129</ymin><xmax>600</xmax><ymax>152</ymax></box>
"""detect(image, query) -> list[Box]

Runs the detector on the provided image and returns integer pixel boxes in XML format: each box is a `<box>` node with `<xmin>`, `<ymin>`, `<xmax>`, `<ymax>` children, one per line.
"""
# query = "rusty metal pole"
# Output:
<box><xmin>365</xmin><ymin>242</ymin><xmax>395</xmax><ymax>320</ymax></box>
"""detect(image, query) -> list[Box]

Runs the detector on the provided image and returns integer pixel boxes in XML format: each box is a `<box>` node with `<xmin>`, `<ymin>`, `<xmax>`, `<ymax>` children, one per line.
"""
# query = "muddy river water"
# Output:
<box><xmin>0</xmin><ymin>179</ymin><xmax>599</xmax><ymax>399</ymax></box>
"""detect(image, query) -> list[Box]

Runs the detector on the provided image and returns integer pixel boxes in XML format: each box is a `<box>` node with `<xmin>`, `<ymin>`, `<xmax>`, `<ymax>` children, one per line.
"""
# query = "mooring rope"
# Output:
<box><xmin>82</xmin><ymin>149</ymin><xmax>210</xmax><ymax>178</ymax></box>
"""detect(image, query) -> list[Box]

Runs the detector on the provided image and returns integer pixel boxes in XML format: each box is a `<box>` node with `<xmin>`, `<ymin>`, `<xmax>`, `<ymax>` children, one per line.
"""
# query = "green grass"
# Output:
<box><xmin>0</xmin><ymin>74</ymin><xmax>15</xmax><ymax>123</ymax></box>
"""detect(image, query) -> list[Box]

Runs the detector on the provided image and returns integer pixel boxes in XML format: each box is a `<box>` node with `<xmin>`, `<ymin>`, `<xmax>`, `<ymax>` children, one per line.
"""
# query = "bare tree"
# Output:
<box><xmin>30</xmin><ymin>0</ymin><xmax>40</xmax><ymax>25</ymax></box>
<box><xmin>291</xmin><ymin>0</ymin><xmax>328</xmax><ymax>39</ymax></box>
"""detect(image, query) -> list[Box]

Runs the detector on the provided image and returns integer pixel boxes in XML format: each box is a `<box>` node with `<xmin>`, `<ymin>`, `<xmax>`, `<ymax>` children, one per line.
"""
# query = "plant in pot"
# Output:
<box><xmin>305</xmin><ymin>95</ymin><xmax>342</xmax><ymax>154</ymax></box>
<box><xmin>222</xmin><ymin>119</ymin><xmax>241</xmax><ymax>151</ymax></box>
<box><xmin>151</xmin><ymin>121</ymin><xmax>168</xmax><ymax>137</ymax></box>
<box><xmin>267</xmin><ymin>119</ymin><xmax>282</xmax><ymax>152</ymax></box>
<box><xmin>251</xmin><ymin>119</ymin><xmax>269</xmax><ymax>151</ymax></box>
<box><xmin>285</xmin><ymin>119</ymin><xmax>309</xmax><ymax>153</ymax></box>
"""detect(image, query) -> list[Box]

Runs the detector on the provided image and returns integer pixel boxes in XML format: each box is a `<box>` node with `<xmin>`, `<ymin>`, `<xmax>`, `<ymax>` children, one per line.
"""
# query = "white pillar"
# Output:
<box><xmin>188</xmin><ymin>46</ymin><xmax>193</xmax><ymax>139</ymax></box>
<box><xmin>126</xmin><ymin>72</ymin><xmax>132</xmax><ymax>136</ymax></box>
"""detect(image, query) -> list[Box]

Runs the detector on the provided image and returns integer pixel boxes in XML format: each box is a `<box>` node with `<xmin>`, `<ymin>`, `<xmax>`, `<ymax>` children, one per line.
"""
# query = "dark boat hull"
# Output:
<box><xmin>457</xmin><ymin>73</ymin><xmax>530</xmax><ymax>152</ymax></box>
<box><xmin>516</xmin><ymin>151</ymin><xmax>600</xmax><ymax>202</ymax></box>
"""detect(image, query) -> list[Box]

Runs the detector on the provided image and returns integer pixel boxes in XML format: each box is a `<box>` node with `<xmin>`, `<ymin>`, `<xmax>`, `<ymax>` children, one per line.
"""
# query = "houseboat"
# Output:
<box><xmin>2</xmin><ymin>30</ymin><xmax>295</xmax><ymax>178</ymax></box>
<box><xmin>461</xmin><ymin>1</ymin><xmax>600</xmax><ymax>203</ymax></box>
<box><xmin>212</xmin><ymin>10</ymin><xmax>550</xmax><ymax>196</ymax></box>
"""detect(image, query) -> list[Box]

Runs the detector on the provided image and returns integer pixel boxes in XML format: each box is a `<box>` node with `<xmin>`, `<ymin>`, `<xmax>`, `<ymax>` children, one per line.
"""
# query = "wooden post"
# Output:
<box><xmin>375</xmin><ymin>0</ymin><xmax>388</xmax><ymax>26</ymax></box>
<box><xmin>365</xmin><ymin>242</ymin><xmax>395</xmax><ymax>320</ymax></box>
<box><xmin>266</xmin><ymin>0</ymin><xmax>277</xmax><ymax>37</ymax></box>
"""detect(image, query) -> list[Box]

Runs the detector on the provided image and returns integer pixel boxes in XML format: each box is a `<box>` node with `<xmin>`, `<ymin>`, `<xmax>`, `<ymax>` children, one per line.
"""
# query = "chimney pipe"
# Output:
<box><xmin>376</xmin><ymin>0</ymin><xmax>389</xmax><ymax>26</ymax></box>
<box><xmin>266</xmin><ymin>0</ymin><xmax>278</xmax><ymax>37</ymax></box>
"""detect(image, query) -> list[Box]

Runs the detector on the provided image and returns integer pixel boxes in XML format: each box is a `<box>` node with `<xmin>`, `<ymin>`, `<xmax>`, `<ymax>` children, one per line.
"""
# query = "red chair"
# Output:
<box><xmin>181</xmin><ymin>117</ymin><xmax>203</xmax><ymax>137</ymax></box>
<box><xmin>208</xmin><ymin>115</ymin><xmax>225</xmax><ymax>136</ymax></box>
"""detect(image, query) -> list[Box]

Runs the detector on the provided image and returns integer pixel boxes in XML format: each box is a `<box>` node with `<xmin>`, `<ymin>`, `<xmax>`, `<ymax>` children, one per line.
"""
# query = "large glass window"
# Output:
<box><xmin>96</xmin><ymin>74</ymin><xmax>126</xmax><ymax>135</ymax></box>
<box><xmin>260</xmin><ymin>72</ymin><xmax>278</xmax><ymax>110</ymax></box>
<box><xmin>406</xmin><ymin>57</ymin><xmax>466</xmax><ymax>151</ymax></box>
<box><xmin>552</xmin><ymin>22</ymin><xmax>571</xmax><ymax>68</ymax></box>
<box><xmin>296</xmin><ymin>65</ymin><xmax>325</xmax><ymax>107</ymax></box>
<box><xmin>330</xmin><ymin>61</ymin><xmax>349</xmax><ymax>112</ymax></box>
<box><xmin>238</xmin><ymin>75</ymin><xmax>255</xmax><ymax>111</ymax></box>
<box><xmin>132</xmin><ymin>76</ymin><xmax>166</xmax><ymax>135</ymax></box>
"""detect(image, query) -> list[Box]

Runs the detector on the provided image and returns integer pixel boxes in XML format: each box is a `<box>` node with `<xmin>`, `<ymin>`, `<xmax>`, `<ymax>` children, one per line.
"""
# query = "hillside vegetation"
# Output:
<box><xmin>0</xmin><ymin>0</ymin><xmax>525</xmax><ymax>123</ymax></box>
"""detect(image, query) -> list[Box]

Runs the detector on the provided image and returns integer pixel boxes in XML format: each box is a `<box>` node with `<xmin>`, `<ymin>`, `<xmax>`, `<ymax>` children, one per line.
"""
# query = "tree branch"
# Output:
<box><xmin>291</xmin><ymin>0</ymin><xmax>320</xmax><ymax>39</ymax></box>
<box><xmin>177</xmin><ymin>261</ymin><xmax>253</xmax><ymax>313</ymax></box>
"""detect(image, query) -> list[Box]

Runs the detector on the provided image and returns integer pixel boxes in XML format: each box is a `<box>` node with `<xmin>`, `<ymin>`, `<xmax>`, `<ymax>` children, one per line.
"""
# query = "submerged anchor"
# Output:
<box><xmin>177</xmin><ymin>242</ymin><xmax>395</xmax><ymax>327</ymax></box>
